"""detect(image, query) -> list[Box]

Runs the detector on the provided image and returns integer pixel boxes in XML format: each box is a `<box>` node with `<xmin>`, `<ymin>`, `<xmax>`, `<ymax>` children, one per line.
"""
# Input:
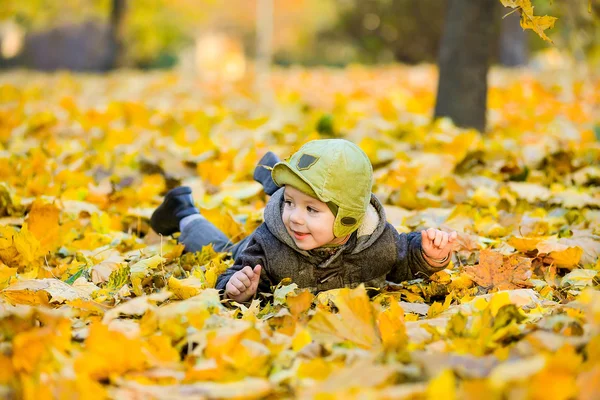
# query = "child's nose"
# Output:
<box><xmin>289</xmin><ymin>209</ymin><xmax>304</xmax><ymax>224</ymax></box>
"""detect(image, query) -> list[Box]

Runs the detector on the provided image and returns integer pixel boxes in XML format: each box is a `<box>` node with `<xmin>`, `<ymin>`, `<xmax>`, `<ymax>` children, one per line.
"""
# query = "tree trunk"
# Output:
<box><xmin>255</xmin><ymin>0</ymin><xmax>274</xmax><ymax>107</ymax></box>
<box><xmin>434</xmin><ymin>0</ymin><xmax>497</xmax><ymax>132</ymax></box>
<box><xmin>107</xmin><ymin>0</ymin><xmax>127</xmax><ymax>69</ymax></box>
<box><xmin>499</xmin><ymin>9</ymin><xmax>527</xmax><ymax>67</ymax></box>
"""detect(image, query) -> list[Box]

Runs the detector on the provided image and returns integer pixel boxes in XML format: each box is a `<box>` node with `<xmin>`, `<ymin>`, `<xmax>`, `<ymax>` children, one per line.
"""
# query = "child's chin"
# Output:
<box><xmin>295</xmin><ymin>240</ymin><xmax>317</xmax><ymax>251</ymax></box>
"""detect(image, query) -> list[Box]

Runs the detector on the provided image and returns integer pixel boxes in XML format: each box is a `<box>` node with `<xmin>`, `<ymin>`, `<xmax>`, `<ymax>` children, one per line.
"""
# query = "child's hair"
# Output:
<box><xmin>271</xmin><ymin>139</ymin><xmax>373</xmax><ymax>237</ymax></box>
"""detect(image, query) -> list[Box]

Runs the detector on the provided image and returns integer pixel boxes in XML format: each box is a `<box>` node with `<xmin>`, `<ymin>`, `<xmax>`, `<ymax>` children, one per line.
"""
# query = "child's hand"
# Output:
<box><xmin>225</xmin><ymin>265</ymin><xmax>262</xmax><ymax>303</ymax></box>
<box><xmin>421</xmin><ymin>229</ymin><xmax>457</xmax><ymax>264</ymax></box>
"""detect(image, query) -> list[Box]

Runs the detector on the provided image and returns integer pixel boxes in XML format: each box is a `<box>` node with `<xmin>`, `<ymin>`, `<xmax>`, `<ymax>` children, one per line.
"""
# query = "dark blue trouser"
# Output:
<box><xmin>179</xmin><ymin>216</ymin><xmax>252</xmax><ymax>259</ymax></box>
<box><xmin>178</xmin><ymin>151</ymin><xmax>280</xmax><ymax>258</ymax></box>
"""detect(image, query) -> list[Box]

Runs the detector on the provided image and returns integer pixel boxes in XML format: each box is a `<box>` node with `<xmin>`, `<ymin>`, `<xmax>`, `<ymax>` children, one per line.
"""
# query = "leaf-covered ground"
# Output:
<box><xmin>0</xmin><ymin>65</ymin><xmax>599</xmax><ymax>399</ymax></box>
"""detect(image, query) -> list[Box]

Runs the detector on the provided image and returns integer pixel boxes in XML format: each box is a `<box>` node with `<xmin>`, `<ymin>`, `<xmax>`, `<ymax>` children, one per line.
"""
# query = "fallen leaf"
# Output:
<box><xmin>2</xmin><ymin>278</ymin><xmax>91</xmax><ymax>305</ymax></box>
<box><xmin>463</xmin><ymin>250</ymin><xmax>533</xmax><ymax>290</ymax></box>
<box><xmin>308</xmin><ymin>285</ymin><xmax>381</xmax><ymax>349</ymax></box>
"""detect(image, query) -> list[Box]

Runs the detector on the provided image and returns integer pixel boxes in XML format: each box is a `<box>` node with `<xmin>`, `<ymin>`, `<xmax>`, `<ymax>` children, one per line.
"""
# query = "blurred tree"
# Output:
<box><xmin>499</xmin><ymin>9</ymin><xmax>527</xmax><ymax>66</ymax></box>
<box><xmin>0</xmin><ymin>0</ymin><xmax>206</xmax><ymax>69</ymax></box>
<box><xmin>107</xmin><ymin>0</ymin><xmax>127</xmax><ymax>68</ymax></box>
<box><xmin>434</xmin><ymin>0</ymin><xmax>497</xmax><ymax>132</ymax></box>
<box><xmin>255</xmin><ymin>0</ymin><xmax>274</xmax><ymax>106</ymax></box>
<box><xmin>312</xmin><ymin>0</ymin><xmax>447</xmax><ymax>65</ymax></box>
<box><xmin>434</xmin><ymin>0</ymin><xmax>560</xmax><ymax>131</ymax></box>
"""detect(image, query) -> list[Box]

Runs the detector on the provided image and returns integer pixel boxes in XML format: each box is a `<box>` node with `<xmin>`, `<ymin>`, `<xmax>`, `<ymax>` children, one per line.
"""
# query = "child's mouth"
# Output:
<box><xmin>292</xmin><ymin>230</ymin><xmax>309</xmax><ymax>240</ymax></box>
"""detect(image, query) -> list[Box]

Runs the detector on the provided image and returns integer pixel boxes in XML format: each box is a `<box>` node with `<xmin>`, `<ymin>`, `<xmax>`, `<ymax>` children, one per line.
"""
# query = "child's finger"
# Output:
<box><xmin>421</xmin><ymin>230</ymin><xmax>432</xmax><ymax>246</ymax></box>
<box><xmin>226</xmin><ymin>283</ymin><xmax>241</xmax><ymax>296</ymax></box>
<box><xmin>439</xmin><ymin>234</ymin><xmax>449</xmax><ymax>250</ymax></box>
<box><xmin>241</xmin><ymin>266</ymin><xmax>255</xmax><ymax>280</ymax></box>
<box><xmin>232</xmin><ymin>279</ymin><xmax>247</xmax><ymax>292</ymax></box>
<box><xmin>251</xmin><ymin>265</ymin><xmax>262</xmax><ymax>283</ymax></box>
<box><xmin>236</xmin><ymin>272</ymin><xmax>251</xmax><ymax>287</ymax></box>
<box><xmin>448</xmin><ymin>231</ymin><xmax>458</xmax><ymax>242</ymax></box>
<box><xmin>433</xmin><ymin>231</ymin><xmax>444</xmax><ymax>247</ymax></box>
<box><xmin>427</xmin><ymin>228</ymin><xmax>436</xmax><ymax>241</ymax></box>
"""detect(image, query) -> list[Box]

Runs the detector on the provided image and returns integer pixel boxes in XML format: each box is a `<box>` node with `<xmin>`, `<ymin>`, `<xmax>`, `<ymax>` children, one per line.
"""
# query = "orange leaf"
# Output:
<box><xmin>463</xmin><ymin>249</ymin><xmax>533</xmax><ymax>290</ymax></box>
<box><xmin>537</xmin><ymin>239</ymin><xmax>583</xmax><ymax>268</ymax></box>
<box><xmin>76</xmin><ymin>323</ymin><xmax>149</xmax><ymax>380</ymax></box>
<box><xmin>27</xmin><ymin>200</ymin><xmax>62</xmax><ymax>253</ymax></box>
<box><xmin>508</xmin><ymin>236</ymin><xmax>546</xmax><ymax>252</ymax></box>
<box><xmin>286</xmin><ymin>290</ymin><xmax>314</xmax><ymax>318</ymax></box>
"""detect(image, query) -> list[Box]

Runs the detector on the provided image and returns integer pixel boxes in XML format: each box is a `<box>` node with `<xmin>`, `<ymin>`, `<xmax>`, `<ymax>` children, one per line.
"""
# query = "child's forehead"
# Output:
<box><xmin>284</xmin><ymin>185</ymin><xmax>326</xmax><ymax>205</ymax></box>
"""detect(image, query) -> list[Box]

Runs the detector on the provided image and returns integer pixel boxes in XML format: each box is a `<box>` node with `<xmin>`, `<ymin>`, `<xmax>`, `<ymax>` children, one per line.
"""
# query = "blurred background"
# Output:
<box><xmin>0</xmin><ymin>0</ymin><xmax>598</xmax><ymax>74</ymax></box>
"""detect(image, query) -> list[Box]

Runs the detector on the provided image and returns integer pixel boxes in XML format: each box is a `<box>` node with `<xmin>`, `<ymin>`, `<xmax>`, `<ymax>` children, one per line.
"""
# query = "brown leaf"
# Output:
<box><xmin>463</xmin><ymin>249</ymin><xmax>533</xmax><ymax>290</ymax></box>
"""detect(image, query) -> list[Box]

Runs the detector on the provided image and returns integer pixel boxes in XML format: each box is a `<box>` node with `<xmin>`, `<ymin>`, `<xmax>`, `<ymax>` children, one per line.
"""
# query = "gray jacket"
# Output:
<box><xmin>215</xmin><ymin>189</ymin><xmax>445</xmax><ymax>294</ymax></box>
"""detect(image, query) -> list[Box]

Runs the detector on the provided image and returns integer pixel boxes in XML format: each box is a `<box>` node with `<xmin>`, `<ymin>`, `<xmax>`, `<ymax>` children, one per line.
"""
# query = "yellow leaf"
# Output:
<box><xmin>537</xmin><ymin>239</ymin><xmax>583</xmax><ymax>268</ymax></box>
<box><xmin>297</xmin><ymin>358</ymin><xmax>333</xmax><ymax>380</ymax></box>
<box><xmin>508</xmin><ymin>235</ymin><xmax>546</xmax><ymax>252</ymax></box>
<box><xmin>471</xmin><ymin>186</ymin><xmax>500</xmax><ymax>207</ymax></box>
<box><xmin>308</xmin><ymin>285</ymin><xmax>381</xmax><ymax>349</ymax></box>
<box><xmin>27</xmin><ymin>200</ymin><xmax>62</xmax><ymax>251</ymax></box>
<box><xmin>377</xmin><ymin>97</ymin><xmax>397</xmax><ymax>121</ymax></box>
<box><xmin>2</xmin><ymin>278</ymin><xmax>91</xmax><ymax>305</ymax></box>
<box><xmin>292</xmin><ymin>328</ymin><xmax>312</xmax><ymax>352</ymax></box>
<box><xmin>0</xmin><ymin>263</ymin><xmax>18</xmax><ymax>289</ymax></box>
<box><xmin>168</xmin><ymin>275</ymin><xmax>204</xmax><ymax>300</ymax></box>
<box><xmin>426</xmin><ymin>369</ymin><xmax>456</xmax><ymax>400</ymax></box>
<box><xmin>377</xmin><ymin>300</ymin><xmax>406</xmax><ymax>349</ymax></box>
<box><xmin>0</xmin><ymin>354</ymin><xmax>14</xmax><ymax>384</ymax></box>
<box><xmin>529</xmin><ymin>346</ymin><xmax>581</xmax><ymax>400</ymax></box>
<box><xmin>201</xmin><ymin>207</ymin><xmax>246</xmax><ymax>243</ymax></box>
<box><xmin>13</xmin><ymin>317</ymin><xmax>72</xmax><ymax>374</ymax></box>
<box><xmin>76</xmin><ymin>322</ymin><xmax>149</xmax><ymax>379</ymax></box>
<box><xmin>205</xmin><ymin>327</ymin><xmax>270</xmax><ymax>376</ymax></box>
<box><xmin>520</xmin><ymin>14</ymin><xmax>557</xmax><ymax>44</ymax></box>
<box><xmin>204</xmin><ymin>259</ymin><xmax>232</xmax><ymax>289</ymax></box>
<box><xmin>286</xmin><ymin>290</ymin><xmax>314</xmax><ymax>318</ymax></box>
<box><xmin>130</xmin><ymin>255</ymin><xmax>166</xmax><ymax>296</ymax></box>
<box><xmin>501</xmin><ymin>0</ymin><xmax>557</xmax><ymax>43</ymax></box>
<box><xmin>427</xmin><ymin>294</ymin><xmax>452</xmax><ymax>319</ymax></box>
<box><xmin>0</xmin><ymin>225</ymin><xmax>41</xmax><ymax>269</ymax></box>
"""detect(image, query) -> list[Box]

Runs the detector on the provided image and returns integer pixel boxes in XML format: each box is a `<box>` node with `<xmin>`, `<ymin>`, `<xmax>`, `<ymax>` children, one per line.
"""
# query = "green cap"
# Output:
<box><xmin>272</xmin><ymin>139</ymin><xmax>373</xmax><ymax>237</ymax></box>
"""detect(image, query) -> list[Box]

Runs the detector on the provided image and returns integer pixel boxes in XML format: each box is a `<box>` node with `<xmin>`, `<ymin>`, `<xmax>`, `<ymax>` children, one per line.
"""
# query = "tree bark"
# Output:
<box><xmin>107</xmin><ymin>0</ymin><xmax>127</xmax><ymax>69</ymax></box>
<box><xmin>434</xmin><ymin>0</ymin><xmax>497</xmax><ymax>132</ymax></box>
<box><xmin>499</xmin><ymin>9</ymin><xmax>527</xmax><ymax>67</ymax></box>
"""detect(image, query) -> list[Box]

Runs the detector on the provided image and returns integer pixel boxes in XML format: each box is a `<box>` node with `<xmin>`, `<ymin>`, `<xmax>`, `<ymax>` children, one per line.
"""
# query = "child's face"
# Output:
<box><xmin>282</xmin><ymin>186</ymin><xmax>346</xmax><ymax>250</ymax></box>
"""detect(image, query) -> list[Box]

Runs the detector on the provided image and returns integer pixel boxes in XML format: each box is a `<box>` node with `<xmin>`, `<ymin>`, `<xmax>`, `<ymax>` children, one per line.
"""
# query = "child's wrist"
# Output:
<box><xmin>421</xmin><ymin>249</ymin><xmax>450</xmax><ymax>265</ymax></box>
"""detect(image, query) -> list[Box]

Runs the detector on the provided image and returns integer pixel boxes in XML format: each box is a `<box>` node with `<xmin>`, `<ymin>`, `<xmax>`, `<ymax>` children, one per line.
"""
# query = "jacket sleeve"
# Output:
<box><xmin>215</xmin><ymin>235</ymin><xmax>273</xmax><ymax>296</ymax></box>
<box><xmin>386</xmin><ymin>228</ymin><xmax>449</xmax><ymax>283</ymax></box>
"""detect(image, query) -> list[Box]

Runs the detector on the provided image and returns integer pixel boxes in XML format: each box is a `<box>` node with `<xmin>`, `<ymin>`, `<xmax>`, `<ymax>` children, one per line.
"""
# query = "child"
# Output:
<box><xmin>150</xmin><ymin>139</ymin><xmax>456</xmax><ymax>303</ymax></box>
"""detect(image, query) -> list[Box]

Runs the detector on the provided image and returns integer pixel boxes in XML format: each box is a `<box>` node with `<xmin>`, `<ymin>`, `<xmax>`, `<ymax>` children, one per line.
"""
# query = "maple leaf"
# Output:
<box><xmin>308</xmin><ymin>285</ymin><xmax>381</xmax><ymax>349</ymax></box>
<box><xmin>463</xmin><ymin>249</ymin><xmax>533</xmax><ymax>291</ymax></box>
<box><xmin>500</xmin><ymin>0</ymin><xmax>557</xmax><ymax>43</ymax></box>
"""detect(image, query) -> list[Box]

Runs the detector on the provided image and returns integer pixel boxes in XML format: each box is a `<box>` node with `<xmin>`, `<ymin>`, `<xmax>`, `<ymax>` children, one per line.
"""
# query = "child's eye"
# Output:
<box><xmin>307</xmin><ymin>207</ymin><xmax>318</xmax><ymax>214</ymax></box>
<box><xmin>284</xmin><ymin>200</ymin><xmax>293</xmax><ymax>207</ymax></box>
